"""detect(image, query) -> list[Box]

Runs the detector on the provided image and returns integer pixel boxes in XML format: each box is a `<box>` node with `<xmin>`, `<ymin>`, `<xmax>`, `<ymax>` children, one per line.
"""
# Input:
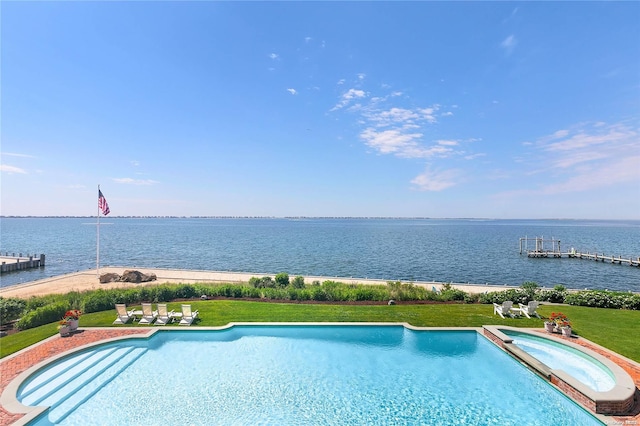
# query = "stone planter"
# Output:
<box><xmin>58</xmin><ymin>325</ymin><xmax>71</xmax><ymax>337</ymax></box>
<box><xmin>561</xmin><ymin>327</ymin><xmax>572</xmax><ymax>337</ymax></box>
<box><xmin>544</xmin><ymin>322</ymin><xmax>555</xmax><ymax>333</ymax></box>
<box><xmin>67</xmin><ymin>319</ymin><xmax>79</xmax><ymax>331</ymax></box>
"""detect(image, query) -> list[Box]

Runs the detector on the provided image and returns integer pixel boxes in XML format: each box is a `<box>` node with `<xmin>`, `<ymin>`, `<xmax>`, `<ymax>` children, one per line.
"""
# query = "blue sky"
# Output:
<box><xmin>1</xmin><ymin>1</ymin><xmax>639</xmax><ymax>218</ymax></box>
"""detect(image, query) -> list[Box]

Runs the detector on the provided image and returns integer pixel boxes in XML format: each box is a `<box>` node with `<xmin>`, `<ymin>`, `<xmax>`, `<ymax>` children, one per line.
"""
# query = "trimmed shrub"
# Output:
<box><xmin>0</xmin><ymin>297</ymin><xmax>26</xmax><ymax>325</ymax></box>
<box><xmin>82</xmin><ymin>290</ymin><xmax>115</xmax><ymax>313</ymax></box>
<box><xmin>275</xmin><ymin>272</ymin><xmax>290</xmax><ymax>287</ymax></box>
<box><xmin>440</xmin><ymin>288</ymin><xmax>467</xmax><ymax>302</ymax></box>
<box><xmin>250</xmin><ymin>276</ymin><xmax>276</xmax><ymax>288</ymax></box>
<box><xmin>520</xmin><ymin>281</ymin><xmax>539</xmax><ymax>301</ymax></box>
<box><xmin>565</xmin><ymin>290</ymin><xmax>640</xmax><ymax>310</ymax></box>
<box><xmin>16</xmin><ymin>302</ymin><xmax>68</xmax><ymax>330</ymax></box>
<box><xmin>174</xmin><ymin>284</ymin><xmax>198</xmax><ymax>299</ymax></box>
<box><xmin>291</xmin><ymin>276</ymin><xmax>305</xmax><ymax>289</ymax></box>
<box><xmin>536</xmin><ymin>285</ymin><xmax>567</xmax><ymax>304</ymax></box>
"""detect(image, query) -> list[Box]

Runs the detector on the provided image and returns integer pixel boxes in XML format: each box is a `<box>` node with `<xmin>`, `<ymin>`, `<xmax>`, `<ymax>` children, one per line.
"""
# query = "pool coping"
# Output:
<box><xmin>483</xmin><ymin>325</ymin><xmax>636</xmax><ymax>416</ymax></box>
<box><xmin>1</xmin><ymin>323</ymin><xmax>635</xmax><ymax>425</ymax></box>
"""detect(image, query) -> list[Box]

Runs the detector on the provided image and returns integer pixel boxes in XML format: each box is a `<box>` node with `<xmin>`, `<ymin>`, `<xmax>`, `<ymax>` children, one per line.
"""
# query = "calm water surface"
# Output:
<box><xmin>1</xmin><ymin>217</ymin><xmax>638</xmax><ymax>291</ymax></box>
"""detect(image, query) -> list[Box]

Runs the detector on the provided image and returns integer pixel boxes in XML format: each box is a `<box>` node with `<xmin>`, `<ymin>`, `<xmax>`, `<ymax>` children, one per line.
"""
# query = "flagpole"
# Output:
<box><xmin>97</xmin><ymin>184</ymin><xmax>101</xmax><ymax>278</ymax></box>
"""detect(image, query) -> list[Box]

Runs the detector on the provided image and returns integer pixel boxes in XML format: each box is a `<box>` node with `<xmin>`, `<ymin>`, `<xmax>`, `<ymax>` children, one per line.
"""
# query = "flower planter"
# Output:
<box><xmin>561</xmin><ymin>327</ymin><xmax>572</xmax><ymax>337</ymax></box>
<box><xmin>67</xmin><ymin>319</ymin><xmax>79</xmax><ymax>331</ymax></box>
<box><xmin>58</xmin><ymin>325</ymin><xmax>71</xmax><ymax>337</ymax></box>
<box><xmin>544</xmin><ymin>322</ymin><xmax>555</xmax><ymax>333</ymax></box>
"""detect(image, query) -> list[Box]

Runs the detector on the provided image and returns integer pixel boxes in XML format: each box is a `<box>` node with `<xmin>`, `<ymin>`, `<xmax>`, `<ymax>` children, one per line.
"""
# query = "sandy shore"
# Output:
<box><xmin>0</xmin><ymin>267</ymin><xmax>520</xmax><ymax>299</ymax></box>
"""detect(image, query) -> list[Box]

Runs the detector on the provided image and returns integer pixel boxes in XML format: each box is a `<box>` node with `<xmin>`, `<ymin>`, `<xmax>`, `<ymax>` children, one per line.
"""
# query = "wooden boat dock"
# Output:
<box><xmin>519</xmin><ymin>237</ymin><xmax>640</xmax><ymax>267</ymax></box>
<box><xmin>0</xmin><ymin>253</ymin><xmax>46</xmax><ymax>274</ymax></box>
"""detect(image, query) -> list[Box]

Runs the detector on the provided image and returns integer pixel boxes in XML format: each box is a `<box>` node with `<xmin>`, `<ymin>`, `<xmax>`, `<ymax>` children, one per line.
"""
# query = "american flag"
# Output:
<box><xmin>98</xmin><ymin>190</ymin><xmax>110</xmax><ymax>216</ymax></box>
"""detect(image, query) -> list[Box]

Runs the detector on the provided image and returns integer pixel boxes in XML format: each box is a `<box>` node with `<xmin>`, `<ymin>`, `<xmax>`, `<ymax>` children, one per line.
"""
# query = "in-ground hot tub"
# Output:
<box><xmin>483</xmin><ymin>325</ymin><xmax>636</xmax><ymax>415</ymax></box>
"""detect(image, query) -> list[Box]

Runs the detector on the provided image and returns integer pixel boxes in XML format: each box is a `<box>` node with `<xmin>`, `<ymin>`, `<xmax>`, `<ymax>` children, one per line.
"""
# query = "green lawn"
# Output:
<box><xmin>2</xmin><ymin>301</ymin><xmax>639</xmax><ymax>362</ymax></box>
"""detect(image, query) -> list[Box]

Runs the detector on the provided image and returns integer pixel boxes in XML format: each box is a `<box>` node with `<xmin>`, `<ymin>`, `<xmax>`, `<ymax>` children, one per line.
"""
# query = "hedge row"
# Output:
<box><xmin>564</xmin><ymin>290</ymin><xmax>640</xmax><ymax>310</ymax></box>
<box><xmin>3</xmin><ymin>279</ymin><xmax>639</xmax><ymax>331</ymax></box>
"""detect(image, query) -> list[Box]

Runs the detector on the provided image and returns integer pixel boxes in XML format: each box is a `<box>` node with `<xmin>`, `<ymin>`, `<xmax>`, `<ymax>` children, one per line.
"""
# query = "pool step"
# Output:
<box><xmin>19</xmin><ymin>347</ymin><xmax>122</xmax><ymax>405</ymax></box>
<box><xmin>47</xmin><ymin>347</ymin><xmax>147</xmax><ymax>424</ymax></box>
<box><xmin>33</xmin><ymin>346</ymin><xmax>143</xmax><ymax>409</ymax></box>
<box><xmin>18</xmin><ymin>351</ymin><xmax>96</xmax><ymax>400</ymax></box>
<box><xmin>20</xmin><ymin>345</ymin><xmax>146</xmax><ymax>413</ymax></box>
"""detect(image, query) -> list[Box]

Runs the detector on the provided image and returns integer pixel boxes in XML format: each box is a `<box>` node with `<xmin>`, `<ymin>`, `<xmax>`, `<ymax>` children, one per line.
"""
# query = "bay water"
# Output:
<box><xmin>1</xmin><ymin>217</ymin><xmax>638</xmax><ymax>292</ymax></box>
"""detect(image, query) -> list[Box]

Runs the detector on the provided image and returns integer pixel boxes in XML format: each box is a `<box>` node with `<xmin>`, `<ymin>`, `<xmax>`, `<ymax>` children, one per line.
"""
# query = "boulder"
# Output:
<box><xmin>99</xmin><ymin>273</ymin><xmax>121</xmax><ymax>283</ymax></box>
<box><xmin>119</xmin><ymin>270</ymin><xmax>157</xmax><ymax>283</ymax></box>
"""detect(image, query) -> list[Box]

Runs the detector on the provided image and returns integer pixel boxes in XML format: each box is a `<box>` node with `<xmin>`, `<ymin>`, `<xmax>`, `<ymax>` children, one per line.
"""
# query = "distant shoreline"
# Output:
<box><xmin>2</xmin><ymin>216</ymin><xmax>638</xmax><ymax>221</ymax></box>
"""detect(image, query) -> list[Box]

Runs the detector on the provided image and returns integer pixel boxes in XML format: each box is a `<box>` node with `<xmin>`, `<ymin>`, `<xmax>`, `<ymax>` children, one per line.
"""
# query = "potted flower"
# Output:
<box><xmin>547</xmin><ymin>312</ymin><xmax>571</xmax><ymax>335</ymax></box>
<box><xmin>58</xmin><ymin>321</ymin><xmax>72</xmax><ymax>337</ymax></box>
<box><xmin>62</xmin><ymin>309</ymin><xmax>82</xmax><ymax>332</ymax></box>
<box><xmin>544</xmin><ymin>319</ymin><xmax>555</xmax><ymax>333</ymax></box>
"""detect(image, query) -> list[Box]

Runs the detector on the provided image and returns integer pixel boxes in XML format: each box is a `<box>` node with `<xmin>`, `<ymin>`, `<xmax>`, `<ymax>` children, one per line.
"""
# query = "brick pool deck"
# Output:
<box><xmin>1</xmin><ymin>328</ymin><xmax>638</xmax><ymax>425</ymax></box>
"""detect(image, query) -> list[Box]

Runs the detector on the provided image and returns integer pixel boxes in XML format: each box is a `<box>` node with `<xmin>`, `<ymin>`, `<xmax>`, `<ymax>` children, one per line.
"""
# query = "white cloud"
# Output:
<box><xmin>1</xmin><ymin>152</ymin><xmax>35</xmax><ymax>158</ymax></box>
<box><xmin>357</xmin><ymin>73</ymin><xmax>366</xmax><ymax>80</ymax></box>
<box><xmin>418</xmin><ymin>107</ymin><xmax>438</xmax><ymax>123</ymax></box>
<box><xmin>330</xmin><ymin>88</ymin><xmax>367</xmax><ymax>111</ymax></box>
<box><xmin>304</xmin><ymin>37</ymin><xmax>312</xmax><ymax>43</ymax></box>
<box><xmin>541</xmin><ymin>156</ymin><xmax>640</xmax><ymax>194</ymax></box>
<box><xmin>286</xmin><ymin>88</ymin><xmax>297</xmax><ymax>95</ymax></box>
<box><xmin>0</xmin><ymin>164</ymin><xmax>27</xmax><ymax>174</ymax></box>
<box><xmin>543</xmin><ymin>125</ymin><xmax>633</xmax><ymax>152</ymax></box>
<box><xmin>411</xmin><ymin>168</ymin><xmax>459</xmax><ymax>191</ymax></box>
<box><xmin>330</xmin><ymin>84</ymin><xmax>481</xmax><ymax>191</ymax></box>
<box><xmin>464</xmin><ymin>153</ymin><xmax>486</xmax><ymax>160</ymax></box>
<box><xmin>501</xmin><ymin>34</ymin><xmax>517</xmax><ymax>54</ymax></box>
<box><xmin>269</xmin><ymin>53</ymin><xmax>279</xmax><ymax>60</ymax></box>
<box><xmin>337</xmin><ymin>79</ymin><xmax>345</xmax><ymax>85</ymax></box>
<box><xmin>522</xmin><ymin>121</ymin><xmax>640</xmax><ymax>193</ymax></box>
<box><xmin>360</xmin><ymin>128</ymin><xmax>454</xmax><ymax>159</ymax></box>
<box><xmin>113</xmin><ymin>178</ymin><xmax>159</xmax><ymax>185</ymax></box>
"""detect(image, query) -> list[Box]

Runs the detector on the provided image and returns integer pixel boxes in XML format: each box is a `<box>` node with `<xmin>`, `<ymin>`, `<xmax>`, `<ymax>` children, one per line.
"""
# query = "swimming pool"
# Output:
<box><xmin>12</xmin><ymin>325</ymin><xmax>602</xmax><ymax>425</ymax></box>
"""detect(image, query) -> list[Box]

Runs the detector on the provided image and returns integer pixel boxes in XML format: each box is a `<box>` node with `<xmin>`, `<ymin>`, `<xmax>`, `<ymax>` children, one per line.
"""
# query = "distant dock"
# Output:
<box><xmin>0</xmin><ymin>253</ymin><xmax>46</xmax><ymax>274</ymax></box>
<box><xmin>519</xmin><ymin>237</ymin><xmax>640</xmax><ymax>267</ymax></box>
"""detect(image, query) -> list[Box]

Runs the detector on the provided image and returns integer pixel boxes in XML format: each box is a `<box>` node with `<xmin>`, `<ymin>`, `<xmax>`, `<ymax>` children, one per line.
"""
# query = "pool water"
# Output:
<box><xmin>19</xmin><ymin>326</ymin><xmax>602</xmax><ymax>425</ymax></box>
<box><xmin>505</xmin><ymin>330</ymin><xmax>616</xmax><ymax>392</ymax></box>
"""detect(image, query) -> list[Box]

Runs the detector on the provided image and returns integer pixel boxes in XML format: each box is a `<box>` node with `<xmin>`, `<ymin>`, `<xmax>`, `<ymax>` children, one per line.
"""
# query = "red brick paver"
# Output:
<box><xmin>1</xmin><ymin>328</ymin><xmax>639</xmax><ymax>425</ymax></box>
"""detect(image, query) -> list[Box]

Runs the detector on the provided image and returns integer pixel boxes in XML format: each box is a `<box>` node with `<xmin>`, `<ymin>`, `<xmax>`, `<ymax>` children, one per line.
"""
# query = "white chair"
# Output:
<box><xmin>138</xmin><ymin>303</ymin><xmax>158</xmax><ymax>325</ymax></box>
<box><xmin>113</xmin><ymin>304</ymin><xmax>135</xmax><ymax>325</ymax></box>
<box><xmin>155</xmin><ymin>303</ymin><xmax>175</xmax><ymax>325</ymax></box>
<box><xmin>179</xmin><ymin>304</ymin><xmax>199</xmax><ymax>326</ymax></box>
<box><xmin>493</xmin><ymin>301</ymin><xmax>514</xmax><ymax>318</ymax></box>
<box><xmin>517</xmin><ymin>301</ymin><xmax>540</xmax><ymax>319</ymax></box>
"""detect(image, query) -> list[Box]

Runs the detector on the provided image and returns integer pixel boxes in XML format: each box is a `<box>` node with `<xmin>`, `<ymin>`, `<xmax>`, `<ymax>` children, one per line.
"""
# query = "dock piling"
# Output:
<box><xmin>519</xmin><ymin>237</ymin><xmax>639</xmax><ymax>267</ymax></box>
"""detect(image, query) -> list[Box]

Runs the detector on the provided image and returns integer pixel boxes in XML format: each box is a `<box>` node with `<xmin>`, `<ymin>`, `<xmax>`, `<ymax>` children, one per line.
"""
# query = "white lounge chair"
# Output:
<box><xmin>493</xmin><ymin>301</ymin><xmax>514</xmax><ymax>318</ymax></box>
<box><xmin>155</xmin><ymin>303</ymin><xmax>175</xmax><ymax>325</ymax></box>
<box><xmin>113</xmin><ymin>304</ymin><xmax>135</xmax><ymax>325</ymax></box>
<box><xmin>138</xmin><ymin>303</ymin><xmax>158</xmax><ymax>325</ymax></box>
<box><xmin>517</xmin><ymin>301</ymin><xmax>540</xmax><ymax>319</ymax></box>
<box><xmin>179</xmin><ymin>304</ymin><xmax>199</xmax><ymax>326</ymax></box>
